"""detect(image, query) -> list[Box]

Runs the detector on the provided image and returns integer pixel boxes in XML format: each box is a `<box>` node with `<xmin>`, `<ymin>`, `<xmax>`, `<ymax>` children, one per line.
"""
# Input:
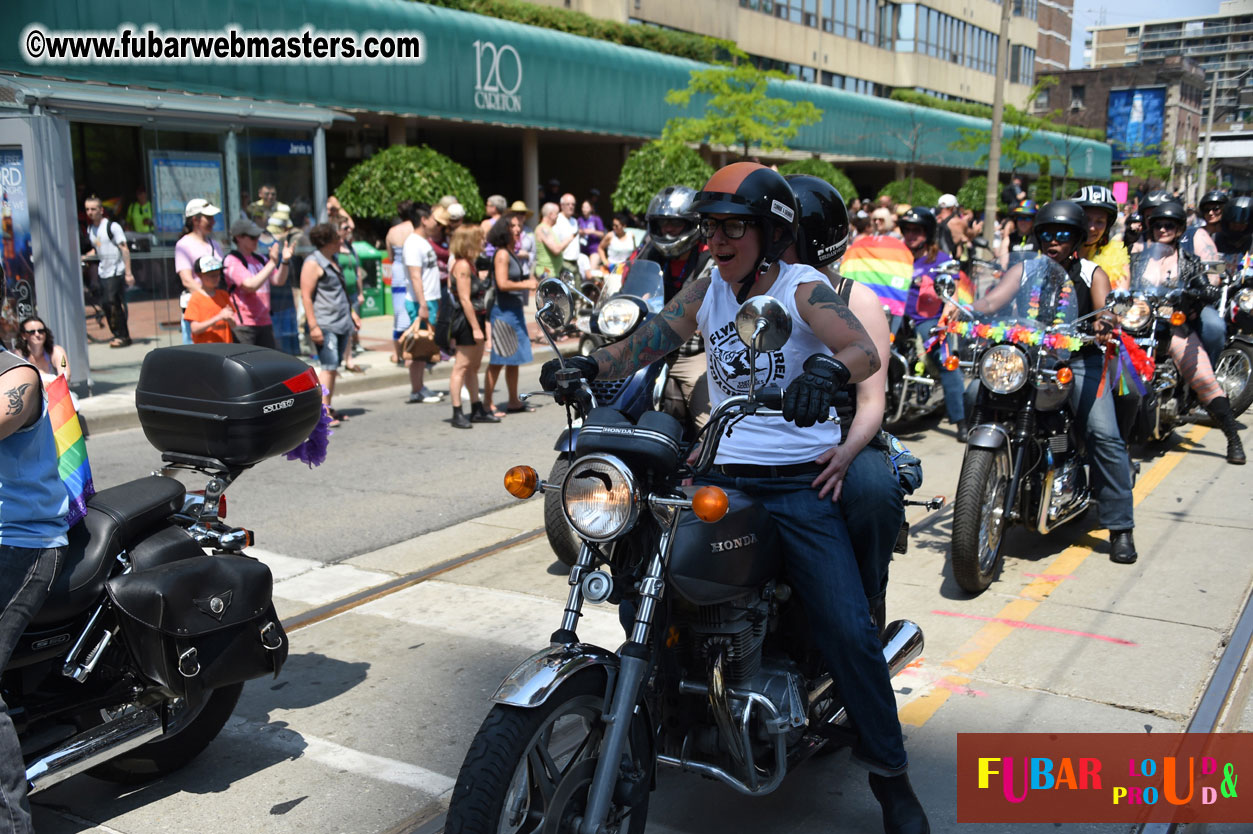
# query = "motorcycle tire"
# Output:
<box><xmin>950</xmin><ymin>447</ymin><xmax>1011</xmax><ymax>594</ymax></box>
<box><xmin>545</xmin><ymin>457</ymin><xmax>581</xmax><ymax>568</ymax></box>
<box><xmin>88</xmin><ymin>682</ymin><xmax>243</xmax><ymax>784</ymax></box>
<box><xmin>446</xmin><ymin>671</ymin><xmax>650</xmax><ymax>834</ymax></box>
<box><xmin>1215</xmin><ymin>342</ymin><xmax>1253</xmax><ymax>418</ymax></box>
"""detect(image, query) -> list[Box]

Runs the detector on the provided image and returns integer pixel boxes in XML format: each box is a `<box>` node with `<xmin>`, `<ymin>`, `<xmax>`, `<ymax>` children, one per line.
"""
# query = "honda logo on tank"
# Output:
<box><xmin>473</xmin><ymin>40</ymin><xmax>522</xmax><ymax>113</ymax></box>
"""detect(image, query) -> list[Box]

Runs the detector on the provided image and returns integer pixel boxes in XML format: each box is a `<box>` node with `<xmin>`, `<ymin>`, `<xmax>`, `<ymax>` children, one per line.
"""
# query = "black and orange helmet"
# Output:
<box><xmin>693</xmin><ymin>162</ymin><xmax>798</xmax><ymax>282</ymax></box>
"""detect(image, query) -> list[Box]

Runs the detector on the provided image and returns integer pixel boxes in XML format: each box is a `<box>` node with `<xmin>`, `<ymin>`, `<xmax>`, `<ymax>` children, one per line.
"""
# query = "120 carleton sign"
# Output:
<box><xmin>474</xmin><ymin>40</ymin><xmax>522</xmax><ymax>113</ymax></box>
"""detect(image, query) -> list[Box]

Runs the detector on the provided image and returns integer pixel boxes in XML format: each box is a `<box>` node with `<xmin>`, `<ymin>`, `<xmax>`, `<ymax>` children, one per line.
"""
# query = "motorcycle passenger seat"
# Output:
<box><xmin>32</xmin><ymin>475</ymin><xmax>187</xmax><ymax>626</ymax></box>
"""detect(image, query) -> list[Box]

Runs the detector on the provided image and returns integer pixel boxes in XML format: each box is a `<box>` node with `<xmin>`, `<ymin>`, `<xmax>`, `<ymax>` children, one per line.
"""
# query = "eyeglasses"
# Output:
<box><xmin>1036</xmin><ymin>228</ymin><xmax>1078</xmax><ymax>244</ymax></box>
<box><xmin>23</xmin><ymin>328</ymin><xmax>47</xmax><ymax>336</ymax></box>
<box><xmin>698</xmin><ymin>217</ymin><xmax>757</xmax><ymax>240</ymax></box>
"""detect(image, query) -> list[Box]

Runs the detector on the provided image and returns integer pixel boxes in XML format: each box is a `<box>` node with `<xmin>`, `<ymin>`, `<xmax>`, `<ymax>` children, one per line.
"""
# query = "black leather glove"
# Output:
<box><xmin>539</xmin><ymin>355</ymin><xmax>599</xmax><ymax>392</ymax></box>
<box><xmin>782</xmin><ymin>354</ymin><xmax>851</xmax><ymax>428</ymax></box>
<box><xmin>1185</xmin><ymin>275</ymin><xmax>1222</xmax><ymax>306</ymax></box>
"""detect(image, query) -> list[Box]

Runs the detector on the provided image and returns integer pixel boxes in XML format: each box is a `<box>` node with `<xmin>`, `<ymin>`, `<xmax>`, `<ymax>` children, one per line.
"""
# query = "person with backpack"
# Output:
<box><xmin>301</xmin><ymin>223</ymin><xmax>360</xmax><ymax>427</ymax></box>
<box><xmin>82</xmin><ymin>196</ymin><xmax>134</xmax><ymax>348</ymax></box>
<box><xmin>223</xmin><ymin>218</ymin><xmax>293</xmax><ymax>348</ymax></box>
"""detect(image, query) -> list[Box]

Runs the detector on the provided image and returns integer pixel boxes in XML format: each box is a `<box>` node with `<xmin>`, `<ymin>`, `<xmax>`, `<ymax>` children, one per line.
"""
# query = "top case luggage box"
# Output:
<box><xmin>136</xmin><ymin>344</ymin><xmax>322</xmax><ymax>469</ymax></box>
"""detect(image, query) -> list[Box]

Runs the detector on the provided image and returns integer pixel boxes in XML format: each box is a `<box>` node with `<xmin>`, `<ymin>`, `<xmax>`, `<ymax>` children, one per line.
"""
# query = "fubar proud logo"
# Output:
<box><xmin>473</xmin><ymin>40</ymin><xmax>522</xmax><ymax>113</ymax></box>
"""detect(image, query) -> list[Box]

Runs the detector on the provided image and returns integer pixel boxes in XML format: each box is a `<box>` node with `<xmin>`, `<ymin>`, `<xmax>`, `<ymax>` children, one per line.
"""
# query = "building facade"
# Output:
<box><xmin>536</xmin><ymin>0</ymin><xmax>1041</xmax><ymax>108</ymax></box>
<box><xmin>1035</xmin><ymin>0</ymin><xmax>1074</xmax><ymax>76</ymax></box>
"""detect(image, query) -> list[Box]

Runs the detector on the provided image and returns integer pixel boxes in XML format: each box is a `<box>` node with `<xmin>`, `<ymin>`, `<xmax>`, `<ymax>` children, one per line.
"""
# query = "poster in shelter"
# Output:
<box><xmin>0</xmin><ymin>148</ymin><xmax>33</xmax><ymax>349</ymax></box>
<box><xmin>151</xmin><ymin>151</ymin><xmax>225</xmax><ymax>234</ymax></box>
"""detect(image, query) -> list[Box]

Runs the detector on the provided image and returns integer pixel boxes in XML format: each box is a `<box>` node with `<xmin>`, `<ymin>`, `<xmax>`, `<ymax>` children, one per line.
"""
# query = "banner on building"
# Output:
<box><xmin>0</xmin><ymin>147</ymin><xmax>33</xmax><ymax>349</ymax></box>
<box><xmin>150</xmin><ymin>151</ymin><xmax>225</xmax><ymax>234</ymax></box>
<box><xmin>1107</xmin><ymin>88</ymin><xmax>1166</xmax><ymax>164</ymax></box>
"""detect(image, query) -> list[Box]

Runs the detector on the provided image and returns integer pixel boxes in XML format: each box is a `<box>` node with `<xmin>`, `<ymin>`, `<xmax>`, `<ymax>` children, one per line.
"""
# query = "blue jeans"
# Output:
<box><xmin>1197</xmin><ymin>305</ymin><xmax>1227</xmax><ymax>367</ymax></box>
<box><xmin>1069</xmin><ymin>351</ymin><xmax>1135</xmax><ymax>531</ymax></box>
<box><xmin>916</xmin><ymin>317</ymin><xmax>967</xmax><ymax>423</ymax></box>
<box><xmin>0</xmin><ymin>545</ymin><xmax>62</xmax><ymax>834</ymax></box>
<box><xmin>841</xmin><ymin>442</ymin><xmax>906</xmax><ymax>601</ymax></box>
<box><xmin>699</xmin><ymin>472</ymin><xmax>908</xmax><ymax>775</ymax></box>
<box><xmin>314</xmin><ymin>330</ymin><xmax>352</xmax><ymax>371</ymax></box>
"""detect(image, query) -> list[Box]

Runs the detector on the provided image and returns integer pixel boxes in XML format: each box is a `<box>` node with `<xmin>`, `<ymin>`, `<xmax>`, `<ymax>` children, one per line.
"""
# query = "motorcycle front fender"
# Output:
<box><xmin>492</xmin><ymin>642</ymin><xmax>619</xmax><ymax>708</ymax></box>
<box><xmin>553</xmin><ymin>427</ymin><xmax>580</xmax><ymax>452</ymax></box>
<box><xmin>967</xmin><ymin>423</ymin><xmax>1011</xmax><ymax>451</ymax></box>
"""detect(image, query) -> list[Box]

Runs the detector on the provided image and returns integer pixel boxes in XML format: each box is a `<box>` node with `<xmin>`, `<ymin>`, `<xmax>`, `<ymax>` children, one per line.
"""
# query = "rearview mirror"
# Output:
<box><xmin>735</xmin><ymin>296</ymin><xmax>792</xmax><ymax>353</ymax></box>
<box><xmin>536</xmin><ymin>278</ymin><xmax>575</xmax><ymax>330</ymax></box>
<box><xmin>1107</xmin><ymin>289</ymin><xmax>1134</xmax><ymax>316</ymax></box>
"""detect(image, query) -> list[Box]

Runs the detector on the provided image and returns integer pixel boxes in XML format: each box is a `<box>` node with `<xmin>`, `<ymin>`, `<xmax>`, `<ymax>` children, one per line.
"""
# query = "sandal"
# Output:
<box><xmin>506</xmin><ymin>402</ymin><xmax>538</xmax><ymax>413</ymax></box>
<box><xmin>484</xmin><ymin>404</ymin><xmax>507</xmax><ymax>419</ymax></box>
<box><xmin>330</xmin><ymin>410</ymin><xmax>351</xmax><ymax>422</ymax></box>
<box><xmin>344</xmin><ymin>364</ymin><xmax>367</xmax><ymax>374</ymax></box>
<box><xmin>108</xmin><ymin>338</ymin><xmax>132</xmax><ymax>348</ymax></box>
<box><xmin>327</xmin><ymin>417</ymin><xmax>342</xmax><ymax>428</ymax></box>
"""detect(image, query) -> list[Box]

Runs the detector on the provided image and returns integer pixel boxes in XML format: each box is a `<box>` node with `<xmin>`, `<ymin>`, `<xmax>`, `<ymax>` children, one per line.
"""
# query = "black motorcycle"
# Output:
<box><xmin>446</xmin><ymin>280</ymin><xmax>928</xmax><ymax>834</ymax></box>
<box><xmin>937</xmin><ymin>260</ymin><xmax>1107</xmax><ymax>594</ymax></box>
<box><xmin>11</xmin><ymin>344</ymin><xmax>319</xmax><ymax>790</ymax></box>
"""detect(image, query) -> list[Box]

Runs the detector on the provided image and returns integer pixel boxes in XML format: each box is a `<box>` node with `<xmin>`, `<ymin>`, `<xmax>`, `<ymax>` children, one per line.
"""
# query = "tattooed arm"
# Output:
<box><xmin>795</xmin><ymin>280</ymin><xmax>881</xmax><ymax>383</ymax></box>
<box><xmin>589</xmin><ymin>274</ymin><xmax>707</xmax><ymax>380</ymax></box>
<box><xmin>0</xmin><ymin>365</ymin><xmax>42</xmax><ymax>441</ymax></box>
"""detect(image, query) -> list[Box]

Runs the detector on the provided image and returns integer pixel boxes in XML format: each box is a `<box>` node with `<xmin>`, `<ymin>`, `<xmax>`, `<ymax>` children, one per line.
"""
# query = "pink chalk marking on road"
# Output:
<box><xmin>1023</xmin><ymin>573</ymin><xmax>1075</xmax><ymax>581</ymax></box>
<box><xmin>934</xmin><ymin>678</ymin><xmax>986</xmax><ymax>697</ymax></box>
<box><xmin>931</xmin><ymin>610</ymin><xmax>1138</xmax><ymax>646</ymax></box>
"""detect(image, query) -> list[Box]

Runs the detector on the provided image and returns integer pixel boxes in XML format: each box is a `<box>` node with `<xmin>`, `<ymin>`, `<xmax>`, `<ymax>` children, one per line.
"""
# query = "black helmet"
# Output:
<box><xmin>1071</xmin><ymin>185</ymin><xmax>1117</xmax><ymax>222</ymax></box>
<box><xmin>1151</xmin><ymin>201</ymin><xmax>1187</xmax><ymax>225</ymax></box>
<box><xmin>1142</xmin><ymin>189</ymin><xmax>1172</xmax><ymax>218</ymax></box>
<box><xmin>785</xmin><ymin>174</ymin><xmax>850</xmax><ymax>267</ymax></box>
<box><xmin>644</xmin><ymin>185</ymin><xmax>700</xmax><ymax>258</ymax></box>
<box><xmin>1199</xmin><ymin>190</ymin><xmax>1229</xmax><ymax>212</ymax></box>
<box><xmin>1223</xmin><ymin>196</ymin><xmax>1253</xmax><ymax>228</ymax></box>
<box><xmin>1127</xmin><ymin>211</ymin><xmax>1143</xmax><ymax>226</ymax></box>
<box><xmin>897</xmin><ymin>206</ymin><xmax>938</xmax><ymax>246</ymax></box>
<box><xmin>1032</xmin><ymin>200</ymin><xmax>1087</xmax><ymax>248</ymax></box>
<box><xmin>693</xmin><ymin>162</ymin><xmax>798</xmax><ymax>285</ymax></box>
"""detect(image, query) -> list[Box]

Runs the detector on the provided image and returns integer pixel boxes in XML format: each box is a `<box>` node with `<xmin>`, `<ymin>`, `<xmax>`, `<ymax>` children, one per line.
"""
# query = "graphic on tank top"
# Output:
<box><xmin>705</xmin><ymin>319</ymin><xmax>787</xmax><ymax>396</ymax></box>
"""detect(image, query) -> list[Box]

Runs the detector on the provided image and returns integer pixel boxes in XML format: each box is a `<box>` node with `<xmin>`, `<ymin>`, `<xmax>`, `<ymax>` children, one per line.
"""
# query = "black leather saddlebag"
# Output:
<box><xmin>106</xmin><ymin>555</ymin><xmax>288</xmax><ymax>699</ymax></box>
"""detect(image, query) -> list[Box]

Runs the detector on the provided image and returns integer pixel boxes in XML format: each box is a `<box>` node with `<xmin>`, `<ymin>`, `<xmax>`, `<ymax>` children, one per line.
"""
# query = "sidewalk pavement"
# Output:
<box><xmin>77</xmin><ymin>303</ymin><xmax>578</xmax><ymax>435</ymax></box>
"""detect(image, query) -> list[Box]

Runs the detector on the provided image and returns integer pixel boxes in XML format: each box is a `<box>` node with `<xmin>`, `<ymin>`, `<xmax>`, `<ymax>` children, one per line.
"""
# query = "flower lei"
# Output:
<box><xmin>945</xmin><ymin>319</ymin><xmax>1085</xmax><ymax>352</ymax></box>
<box><xmin>1027</xmin><ymin>281</ymin><xmax>1073</xmax><ymax>325</ymax></box>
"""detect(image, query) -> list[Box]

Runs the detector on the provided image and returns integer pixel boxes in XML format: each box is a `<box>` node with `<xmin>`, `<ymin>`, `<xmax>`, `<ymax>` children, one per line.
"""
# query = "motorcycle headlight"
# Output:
<box><xmin>979</xmin><ymin>344</ymin><xmax>1029</xmax><ymax>395</ymax></box>
<box><xmin>562</xmin><ymin>454</ymin><xmax>639</xmax><ymax>542</ymax></box>
<box><xmin>1238</xmin><ymin>288</ymin><xmax>1253</xmax><ymax>314</ymax></box>
<box><xmin>597</xmin><ymin>298</ymin><xmax>641</xmax><ymax>338</ymax></box>
<box><xmin>1120</xmin><ymin>297</ymin><xmax>1152</xmax><ymax>332</ymax></box>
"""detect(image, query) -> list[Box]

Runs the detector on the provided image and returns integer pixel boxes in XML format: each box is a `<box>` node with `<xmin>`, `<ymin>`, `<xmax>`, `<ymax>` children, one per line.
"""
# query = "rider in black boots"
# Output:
<box><xmin>1206</xmin><ymin>396</ymin><xmax>1247</xmax><ymax>465</ymax></box>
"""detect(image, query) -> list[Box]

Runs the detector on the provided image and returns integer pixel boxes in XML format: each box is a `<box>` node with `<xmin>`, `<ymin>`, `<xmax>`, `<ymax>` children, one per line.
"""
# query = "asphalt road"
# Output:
<box><xmin>30</xmin><ymin>379</ymin><xmax>1253</xmax><ymax>834</ymax></box>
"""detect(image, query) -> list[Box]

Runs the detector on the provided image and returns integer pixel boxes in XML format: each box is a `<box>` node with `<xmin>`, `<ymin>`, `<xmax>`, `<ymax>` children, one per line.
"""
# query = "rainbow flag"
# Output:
<box><xmin>839</xmin><ymin>235</ymin><xmax>914</xmax><ymax>315</ymax></box>
<box><xmin>953</xmin><ymin>269</ymin><xmax>975</xmax><ymax>306</ymax></box>
<box><xmin>45</xmin><ymin>375</ymin><xmax>93</xmax><ymax>526</ymax></box>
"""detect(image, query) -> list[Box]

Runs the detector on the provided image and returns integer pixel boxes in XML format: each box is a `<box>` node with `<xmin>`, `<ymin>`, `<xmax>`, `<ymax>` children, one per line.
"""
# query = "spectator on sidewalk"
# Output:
<box><xmin>125</xmin><ymin>187</ymin><xmax>153</xmax><ymax>234</ymax></box>
<box><xmin>535</xmin><ymin>202</ymin><xmax>570</xmax><ymax>282</ymax></box>
<box><xmin>446</xmin><ymin>225</ymin><xmax>496</xmax><ymax>428</ymax></box>
<box><xmin>402</xmin><ymin>204</ymin><xmax>447</xmax><ymax>404</ymax></box>
<box><xmin>15</xmin><ymin>316</ymin><xmax>70</xmax><ymax>385</ymax></box>
<box><xmin>248</xmin><ymin>183</ymin><xmax>279</xmax><ymax>226</ymax></box>
<box><xmin>556</xmin><ymin>194</ymin><xmax>583</xmax><ymax>276</ymax></box>
<box><xmin>175</xmin><ymin>198</ymin><xmax>225</xmax><ymax>345</ymax></box>
<box><xmin>223</xmin><ymin>218</ymin><xmax>292</xmax><ymax>348</ymax></box>
<box><xmin>482</xmin><ymin>215</ymin><xmax>538</xmax><ymax>418</ymax></box>
<box><xmin>386</xmin><ymin>200</ymin><xmax>416</xmax><ymax>366</ymax></box>
<box><xmin>184</xmin><ymin>256</ymin><xmax>234</xmax><ymax>344</ymax></box>
<box><xmin>301</xmin><ymin>223</ymin><xmax>360</xmax><ymax>427</ymax></box>
<box><xmin>481</xmin><ymin>195</ymin><xmax>507</xmax><ymax>234</ymax></box>
<box><xmin>336</xmin><ymin>219</ymin><xmax>366</xmax><ymax>373</ymax></box>
<box><xmin>599</xmin><ymin>213</ymin><xmax>637</xmax><ymax>268</ymax></box>
<box><xmin>83</xmin><ymin>196</ymin><xmax>134</xmax><ymax>348</ymax></box>
<box><xmin>511</xmin><ymin>211</ymin><xmax>536</xmax><ymax>278</ymax></box>
<box><xmin>579</xmin><ymin>199</ymin><xmax>605</xmax><ymax>269</ymax></box>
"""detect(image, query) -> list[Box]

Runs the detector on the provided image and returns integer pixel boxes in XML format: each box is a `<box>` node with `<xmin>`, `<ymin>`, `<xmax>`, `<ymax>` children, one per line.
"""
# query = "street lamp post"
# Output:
<box><xmin>1199</xmin><ymin>65</ymin><xmax>1252</xmax><ymax>196</ymax></box>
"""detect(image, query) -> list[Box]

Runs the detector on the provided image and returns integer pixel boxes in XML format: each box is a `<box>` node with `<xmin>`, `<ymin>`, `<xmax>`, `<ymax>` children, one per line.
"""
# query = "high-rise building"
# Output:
<box><xmin>534</xmin><ymin>0</ymin><xmax>1042</xmax><ymax>108</ymax></box>
<box><xmin>1035</xmin><ymin>0</ymin><xmax>1073</xmax><ymax>76</ymax></box>
<box><xmin>1085</xmin><ymin>0</ymin><xmax>1253</xmax><ymax>125</ymax></box>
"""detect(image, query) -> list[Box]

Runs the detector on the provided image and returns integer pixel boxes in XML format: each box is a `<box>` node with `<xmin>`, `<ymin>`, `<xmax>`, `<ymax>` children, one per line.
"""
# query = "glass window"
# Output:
<box><xmin>832</xmin><ymin>0</ymin><xmax>845</xmax><ymax>37</ymax></box>
<box><xmin>800</xmin><ymin>65</ymin><xmax>816</xmax><ymax>82</ymax></box>
<box><xmin>803</xmin><ymin>0</ymin><xmax>817</xmax><ymax>26</ymax></box>
<box><xmin>821</xmin><ymin>0</ymin><xmax>833</xmax><ymax>31</ymax></box>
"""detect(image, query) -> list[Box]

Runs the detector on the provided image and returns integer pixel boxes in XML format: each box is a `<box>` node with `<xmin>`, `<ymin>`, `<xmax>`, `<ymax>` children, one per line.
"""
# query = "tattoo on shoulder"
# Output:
<box><xmin>4</xmin><ymin>382</ymin><xmax>32</xmax><ymax>416</ymax></box>
<box><xmin>805</xmin><ymin>282</ymin><xmax>870</xmax><ymax>337</ymax></box>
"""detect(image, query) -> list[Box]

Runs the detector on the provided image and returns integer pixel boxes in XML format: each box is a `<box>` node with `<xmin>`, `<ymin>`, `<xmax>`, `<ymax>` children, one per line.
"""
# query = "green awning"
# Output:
<box><xmin>1</xmin><ymin>0</ymin><xmax>1110</xmax><ymax>177</ymax></box>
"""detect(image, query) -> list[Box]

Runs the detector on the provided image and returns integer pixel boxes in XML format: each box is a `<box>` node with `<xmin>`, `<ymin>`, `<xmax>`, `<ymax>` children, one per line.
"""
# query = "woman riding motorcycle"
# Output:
<box><xmin>786</xmin><ymin>173</ymin><xmax>917</xmax><ymax>634</ymax></box>
<box><xmin>1074</xmin><ymin>185</ymin><xmax>1129</xmax><ymax>289</ymax></box>
<box><xmin>997</xmin><ymin>198</ymin><xmax>1038</xmax><ymax>269</ymax></box>
<box><xmin>1137</xmin><ymin>202</ymin><xmax>1246</xmax><ymax>465</ymax></box>
<box><xmin>961</xmin><ymin>201</ymin><xmax>1139</xmax><ymax>564</ymax></box>
<box><xmin>899</xmin><ymin>206</ymin><xmax>969</xmax><ymax>440</ymax></box>
<box><xmin>541</xmin><ymin>162</ymin><xmax>929</xmax><ymax>834</ymax></box>
<box><xmin>1123</xmin><ymin>211</ymin><xmax>1145</xmax><ymax>251</ymax></box>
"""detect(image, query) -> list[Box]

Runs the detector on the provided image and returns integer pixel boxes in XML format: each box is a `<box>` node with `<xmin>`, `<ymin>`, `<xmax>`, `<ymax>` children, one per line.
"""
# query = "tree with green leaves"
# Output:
<box><xmin>777</xmin><ymin>158</ymin><xmax>858</xmax><ymax>202</ymax></box>
<box><xmin>334</xmin><ymin>145</ymin><xmax>484</xmax><ymax>221</ymax></box>
<box><xmin>949</xmin><ymin>103</ymin><xmax>1048</xmax><ymax>178</ymax></box>
<box><xmin>1123</xmin><ymin>153</ymin><xmax>1171</xmax><ymax>192</ymax></box>
<box><xmin>612</xmin><ymin>141</ymin><xmax>715</xmax><ymax>216</ymax></box>
<box><xmin>878</xmin><ymin>178</ymin><xmax>942</xmax><ymax>209</ymax></box>
<box><xmin>663</xmin><ymin>62</ymin><xmax>821</xmax><ymax>159</ymax></box>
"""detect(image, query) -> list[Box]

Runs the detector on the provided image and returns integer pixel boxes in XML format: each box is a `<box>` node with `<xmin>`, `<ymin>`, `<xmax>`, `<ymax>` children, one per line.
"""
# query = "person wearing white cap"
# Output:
<box><xmin>174</xmin><ymin>199</ymin><xmax>225</xmax><ymax>344</ymax></box>
<box><xmin>934</xmin><ymin>193</ymin><xmax>981</xmax><ymax>260</ymax></box>
<box><xmin>183</xmin><ymin>255</ymin><xmax>234</xmax><ymax>344</ymax></box>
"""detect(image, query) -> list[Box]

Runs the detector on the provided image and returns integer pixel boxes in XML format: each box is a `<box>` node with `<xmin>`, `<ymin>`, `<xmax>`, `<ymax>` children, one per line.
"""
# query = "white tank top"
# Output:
<box><xmin>697</xmin><ymin>261</ymin><xmax>842</xmax><ymax>465</ymax></box>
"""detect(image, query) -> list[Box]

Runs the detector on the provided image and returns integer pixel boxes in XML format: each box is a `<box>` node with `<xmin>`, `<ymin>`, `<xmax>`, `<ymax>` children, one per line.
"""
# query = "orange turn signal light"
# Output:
<box><xmin>1055</xmin><ymin>366</ymin><xmax>1074</xmax><ymax>385</ymax></box>
<box><xmin>504</xmin><ymin>466</ymin><xmax>540</xmax><ymax>499</ymax></box>
<box><xmin>889</xmin><ymin>332</ymin><xmax>896</xmax><ymax>344</ymax></box>
<box><xmin>691</xmin><ymin>486</ymin><xmax>729</xmax><ymax>523</ymax></box>
<box><xmin>943</xmin><ymin>355</ymin><xmax>961</xmax><ymax>372</ymax></box>
<box><xmin>1170</xmin><ymin>311</ymin><xmax>1186</xmax><ymax>326</ymax></box>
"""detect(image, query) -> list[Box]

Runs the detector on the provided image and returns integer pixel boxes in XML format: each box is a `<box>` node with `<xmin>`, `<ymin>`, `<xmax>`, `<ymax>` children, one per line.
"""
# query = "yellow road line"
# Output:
<box><xmin>901</xmin><ymin>424</ymin><xmax>1210</xmax><ymax>728</ymax></box>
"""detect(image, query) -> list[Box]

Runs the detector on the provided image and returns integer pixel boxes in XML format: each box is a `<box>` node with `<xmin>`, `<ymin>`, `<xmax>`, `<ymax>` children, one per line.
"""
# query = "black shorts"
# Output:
<box><xmin>451</xmin><ymin>309</ymin><xmax>487</xmax><ymax>347</ymax></box>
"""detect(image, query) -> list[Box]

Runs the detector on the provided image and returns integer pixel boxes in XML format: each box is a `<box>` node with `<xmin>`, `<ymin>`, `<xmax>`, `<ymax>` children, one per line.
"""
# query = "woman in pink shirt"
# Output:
<box><xmin>222</xmin><ymin>218</ymin><xmax>292</xmax><ymax>348</ymax></box>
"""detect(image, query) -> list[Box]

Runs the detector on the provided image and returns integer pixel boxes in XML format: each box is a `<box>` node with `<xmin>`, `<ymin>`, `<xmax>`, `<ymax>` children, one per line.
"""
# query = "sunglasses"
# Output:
<box><xmin>699</xmin><ymin>217</ymin><xmax>758</xmax><ymax>240</ymax></box>
<box><xmin>23</xmin><ymin>327</ymin><xmax>47</xmax><ymax>336</ymax></box>
<box><xmin>1151</xmin><ymin>221</ymin><xmax>1181</xmax><ymax>233</ymax></box>
<box><xmin>1036</xmin><ymin>228</ymin><xmax>1078</xmax><ymax>244</ymax></box>
<box><xmin>1204</xmin><ymin>205</ymin><xmax>1224</xmax><ymax>213</ymax></box>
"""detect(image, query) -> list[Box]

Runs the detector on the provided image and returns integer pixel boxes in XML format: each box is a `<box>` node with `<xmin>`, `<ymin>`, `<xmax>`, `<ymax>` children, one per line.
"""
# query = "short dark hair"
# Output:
<box><xmin>614</xmin><ymin>212</ymin><xmax>631</xmax><ymax>227</ymax></box>
<box><xmin>404</xmin><ymin>202</ymin><xmax>431</xmax><ymax>225</ymax></box>
<box><xmin>309</xmin><ymin>222</ymin><xmax>339</xmax><ymax>249</ymax></box>
<box><xmin>290</xmin><ymin>198</ymin><xmax>313</xmax><ymax>228</ymax></box>
<box><xmin>396</xmin><ymin>199</ymin><xmax>414</xmax><ymax>222</ymax></box>
<box><xmin>485</xmin><ymin>214</ymin><xmax>515</xmax><ymax>249</ymax></box>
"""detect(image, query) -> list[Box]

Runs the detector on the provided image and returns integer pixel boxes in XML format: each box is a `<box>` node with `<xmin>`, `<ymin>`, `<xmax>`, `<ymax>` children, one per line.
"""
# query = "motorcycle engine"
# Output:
<box><xmin>687</xmin><ymin>591</ymin><xmax>769</xmax><ymax>684</ymax></box>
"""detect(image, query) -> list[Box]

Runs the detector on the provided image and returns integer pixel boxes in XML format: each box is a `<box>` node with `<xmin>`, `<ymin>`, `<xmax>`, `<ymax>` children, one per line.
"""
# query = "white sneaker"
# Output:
<box><xmin>461</xmin><ymin>385</ymin><xmax>472</xmax><ymax>402</ymax></box>
<box><xmin>419</xmin><ymin>386</ymin><xmax>445</xmax><ymax>403</ymax></box>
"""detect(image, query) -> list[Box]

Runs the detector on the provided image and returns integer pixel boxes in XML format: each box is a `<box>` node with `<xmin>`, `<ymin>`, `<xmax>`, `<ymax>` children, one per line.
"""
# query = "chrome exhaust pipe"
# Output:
<box><xmin>27</xmin><ymin>707</ymin><xmax>162</xmax><ymax>794</ymax></box>
<box><xmin>883</xmin><ymin>619</ymin><xmax>924</xmax><ymax>678</ymax></box>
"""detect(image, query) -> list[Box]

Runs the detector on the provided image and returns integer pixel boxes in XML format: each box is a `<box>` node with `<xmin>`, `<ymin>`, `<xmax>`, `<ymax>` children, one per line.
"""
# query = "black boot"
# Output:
<box><xmin>470</xmin><ymin>401</ymin><xmax>501</xmax><ymax>424</ymax></box>
<box><xmin>954</xmin><ymin>420</ymin><xmax>969</xmax><ymax>443</ymax></box>
<box><xmin>1205</xmin><ymin>396</ymin><xmax>1246</xmax><ymax>465</ymax></box>
<box><xmin>1109</xmin><ymin>529</ymin><xmax>1137</xmax><ymax>564</ymax></box>
<box><xmin>451</xmin><ymin>405</ymin><xmax>472</xmax><ymax>429</ymax></box>
<box><xmin>869</xmin><ymin>772</ymin><xmax>930</xmax><ymax>834</ymax></box>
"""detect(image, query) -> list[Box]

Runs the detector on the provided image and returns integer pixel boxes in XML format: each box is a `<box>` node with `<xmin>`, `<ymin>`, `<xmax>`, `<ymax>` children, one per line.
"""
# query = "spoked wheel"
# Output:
<box><xmin>446</xmin><ymin>672</ymin><xmax>650</xmax><ymax>834</ymax></box>
<box><xmin>950</xmin><ymin>447</ymin><xmax>1011</xmax><ymax>594</ymax></box>
<box><xmin>1215</xmin><ymin>342</ymin><xmax>1253</xmax><ymax>417</ymax></box>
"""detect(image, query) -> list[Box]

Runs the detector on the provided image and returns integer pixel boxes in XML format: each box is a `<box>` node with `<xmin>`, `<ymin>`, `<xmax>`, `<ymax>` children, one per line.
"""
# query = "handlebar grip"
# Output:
<box><xmin>755</xmin><ymin>385</ymin><xmax>783</xmax><ymax>409</ymax></box>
